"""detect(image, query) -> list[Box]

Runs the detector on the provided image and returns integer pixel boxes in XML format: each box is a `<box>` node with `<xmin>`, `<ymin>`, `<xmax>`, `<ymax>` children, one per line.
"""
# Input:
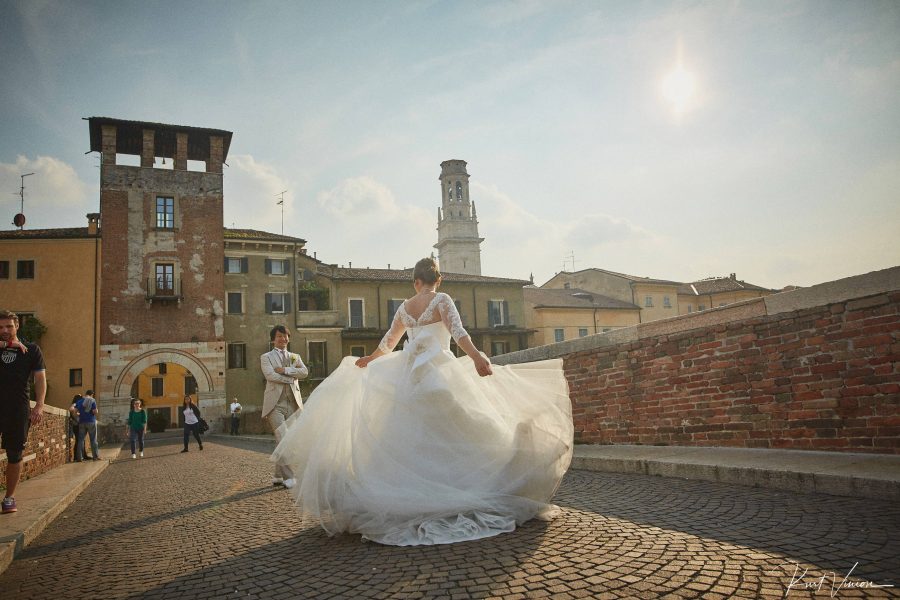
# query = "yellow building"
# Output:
<box><xmin>541</xmin><ymin>268</ymin><xmax>683</xmax><ymax>323</ymax></box>
<box><xmin>0</xmin><ymin>215</ymin><xmax>101</xmax><ymax>409</ymax></box>
<box><xmin>130</xmin><ymin>362</ymin><xmax>198</xmax><ymax>428</ymax></box>
<box><xmin>524</xmin><ymin>287</ymin><xmax>640</xmax><ymax>346</ymax></box>
<box><xmin>678</xmin><ymin>274</ymin><xmax>776</xmax><ymax>314</ymax></box>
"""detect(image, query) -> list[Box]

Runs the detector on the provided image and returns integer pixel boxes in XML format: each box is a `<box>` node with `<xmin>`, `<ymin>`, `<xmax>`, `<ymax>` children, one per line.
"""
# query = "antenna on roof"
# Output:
<box><xmin>563</xmin><ymin>250</ymin><xmax>577</xmax><ymax>272</ymax></box>
<box><xmin>276</xmin><ymin>190</ymin><xmax>287</xmax><ymax>234</ymax></box>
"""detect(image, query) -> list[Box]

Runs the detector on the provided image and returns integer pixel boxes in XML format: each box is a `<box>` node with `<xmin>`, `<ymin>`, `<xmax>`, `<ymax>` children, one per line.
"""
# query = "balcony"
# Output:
<box><xmin>145</xmin><ymin>276</ymin><xmax>183</xmax><ymax>303</ymax></box>
<box><xmin>295</xmin><ymin>310</ymin><xmax>340</xmax><ymax>327</ymax></box>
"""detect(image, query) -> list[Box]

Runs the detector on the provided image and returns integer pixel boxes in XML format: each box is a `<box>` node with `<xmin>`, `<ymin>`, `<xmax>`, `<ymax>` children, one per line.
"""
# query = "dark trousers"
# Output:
<box><xmin>230</xmin><ymin>415</ymin><xmax>240</xmax><ymax>435</ymax></box>
<box><xmin>183</xmin><ymin>423</ymin><xmax>202</xmax><ymax>449</ymax></box>
<box><xmin>130</xmin><ymin>428</ymin><xmax>145</xmax><ymax>454</ymax></box>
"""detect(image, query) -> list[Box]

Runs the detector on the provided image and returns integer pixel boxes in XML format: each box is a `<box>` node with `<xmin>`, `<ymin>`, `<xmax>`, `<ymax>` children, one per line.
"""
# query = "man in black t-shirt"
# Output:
<box><xmin>0</xmin><ymin>310</ymin><xmax>46</xmax><ymax>514</ymax></box>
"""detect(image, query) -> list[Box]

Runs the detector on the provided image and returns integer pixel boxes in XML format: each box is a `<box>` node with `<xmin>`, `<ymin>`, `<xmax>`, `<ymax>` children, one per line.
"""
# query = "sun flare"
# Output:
<box><xmin>661</xmin><ymin>65</ymin><xmax>696</xmax><ymax>115</ymax></box>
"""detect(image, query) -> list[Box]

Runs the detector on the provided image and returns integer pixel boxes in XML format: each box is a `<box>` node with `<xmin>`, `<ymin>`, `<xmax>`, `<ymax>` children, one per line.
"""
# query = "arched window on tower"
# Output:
<box><xmin>456</xmin><ymin>181</ymin><xmax>463</xmax><ymax>200</ymax></box>
<box><xmin>448</xmin><ymin>186</ymin><xmax>453</xmax><ymax>201</ymax></box>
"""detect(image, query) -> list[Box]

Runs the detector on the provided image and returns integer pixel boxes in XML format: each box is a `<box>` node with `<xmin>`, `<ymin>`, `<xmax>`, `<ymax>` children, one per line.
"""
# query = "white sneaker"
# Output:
<box><xmin>271</xmin><ymin>477</ymin><xmax>284</xmax><ymax>486</ymax></box>
<box><xmin>140</xmin><ymin>451</ymin><xmax>144</xmax><ymax>458</ymax></box>
<box><xmin>131</xmin><ymin>454</ymin><xmax>136</xmax><ymax>459</ymax></box>
<box><xmin>283</xmin><ymin>478</ymin><xmax>296</xmax><ymax>489</ymax></box>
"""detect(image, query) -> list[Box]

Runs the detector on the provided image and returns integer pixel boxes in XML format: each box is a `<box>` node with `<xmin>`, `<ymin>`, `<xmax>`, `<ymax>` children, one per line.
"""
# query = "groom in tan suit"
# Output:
<box><xmin>261</xmin><ymin>325</ymin><xmax>308</xmax><ymax>488</ymax></box>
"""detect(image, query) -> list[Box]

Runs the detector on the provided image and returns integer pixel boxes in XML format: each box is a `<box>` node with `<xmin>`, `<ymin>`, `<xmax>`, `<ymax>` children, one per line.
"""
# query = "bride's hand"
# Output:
<box><xmin>473</xmin><ymin>355</ymin><xmax>493</xmax><ymax>377</ymax></box>
<box><xmin>355</xmin><ymin>356</ymin><xmax>373</xmax><ymax>368</ymax></box>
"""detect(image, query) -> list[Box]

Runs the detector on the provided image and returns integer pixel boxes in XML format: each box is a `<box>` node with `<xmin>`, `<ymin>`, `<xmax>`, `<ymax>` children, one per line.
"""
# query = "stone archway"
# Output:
<box><xmin>114</xmin><ymin>348</ymin><xmax>215</xmax><ymax>398</ymax></box>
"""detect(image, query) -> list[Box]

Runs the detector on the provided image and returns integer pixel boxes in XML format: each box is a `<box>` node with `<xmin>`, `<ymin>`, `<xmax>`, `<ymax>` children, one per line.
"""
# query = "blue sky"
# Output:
<box><xmin>1</xmin><ymin>0</ymin><xmax>898</xmax><ymax>288</ymax></box>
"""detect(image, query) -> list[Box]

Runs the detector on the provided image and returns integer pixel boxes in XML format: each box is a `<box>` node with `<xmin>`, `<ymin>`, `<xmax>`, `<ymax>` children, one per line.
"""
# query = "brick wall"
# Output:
<box><xmin>0</xmin><ymin>404</ymin><xmax>69</xmax><ymax>489</ymax></box>
<box><xmin>495</xmin><ymin>267</ymin><xmax>900</xmax><ymax>455</ymax></box>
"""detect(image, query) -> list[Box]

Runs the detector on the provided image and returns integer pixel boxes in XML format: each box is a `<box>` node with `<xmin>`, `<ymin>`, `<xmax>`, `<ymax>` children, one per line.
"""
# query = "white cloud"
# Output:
<box><xmin>0</xmin><ymin>155</ymin><xmax>90</xmax><ymax>217</ymax></box>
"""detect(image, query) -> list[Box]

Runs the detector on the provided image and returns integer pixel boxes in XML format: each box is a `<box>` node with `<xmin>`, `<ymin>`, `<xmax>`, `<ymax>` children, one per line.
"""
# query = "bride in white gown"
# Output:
<box><xmin>271</xmin><ymin>257</ymin><xmax>573</xmax><ymax>546</ymax></box>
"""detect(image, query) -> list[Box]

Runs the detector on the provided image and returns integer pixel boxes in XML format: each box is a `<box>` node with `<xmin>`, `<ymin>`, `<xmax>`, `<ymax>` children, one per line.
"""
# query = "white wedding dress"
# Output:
<box><xmin>271</xmin><ymin>292</ymin><xmax>573</xmax><ymax>546</ymax></box>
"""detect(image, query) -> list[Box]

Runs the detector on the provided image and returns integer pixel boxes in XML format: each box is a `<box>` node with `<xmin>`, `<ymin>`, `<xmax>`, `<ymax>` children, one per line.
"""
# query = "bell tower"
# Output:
<box><xmin>434</xmin><ymin>159</ymin><xmax>483</xmax><ymax>275</ymax></box>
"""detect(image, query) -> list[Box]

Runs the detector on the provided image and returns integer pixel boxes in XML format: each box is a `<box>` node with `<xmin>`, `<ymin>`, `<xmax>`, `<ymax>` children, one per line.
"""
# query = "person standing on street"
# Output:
<box><xmin>229</xmin><ymin>397</ymin><xmax>242</xmax><ymax>435</ymax></box>
<box><xmin>181</xmin><ymin>395</ymin><xmax>203</xmax><ymax>452</ymax></box>
<box><xmin>126</xmin><ymin>398</ymin><xmax>147</xmax><ymax>459</ymax></box>
<box><xmin>260</xmin><ymin>325</ymin><xmax>307</xmax><ymax>489</ymax></box>
<box><xmin>71</xmin><ymin>390</ymin><xmax>100</xmax><ymax>461</ymax></box>
<box><xmin>0</xmin><ymin>310</ymin><xmax>46</xmax><ymax>514</ymax></box>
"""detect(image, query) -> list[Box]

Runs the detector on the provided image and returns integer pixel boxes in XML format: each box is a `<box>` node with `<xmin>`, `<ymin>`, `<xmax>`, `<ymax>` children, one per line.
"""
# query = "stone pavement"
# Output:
<box><xmin>0</xmin><ymin>435</ymin><xmax>898</xmax><ymax>599</ymax></box>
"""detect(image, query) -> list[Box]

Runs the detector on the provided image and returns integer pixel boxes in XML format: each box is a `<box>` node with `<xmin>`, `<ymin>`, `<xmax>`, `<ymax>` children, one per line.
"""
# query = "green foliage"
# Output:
<box><xmin>147</xmin><ymin>411</ymin><xmax>168</xmax><ymax>433</ymax></box>
<box><xmin>20</xmin><ymin>315</ymin><xmax>47</xmax><ymax>344</ymax></box>
<box><xmin>298</xmin><ymin>282</ymin><xmax>330</xmax><ymax>310</ymax></box>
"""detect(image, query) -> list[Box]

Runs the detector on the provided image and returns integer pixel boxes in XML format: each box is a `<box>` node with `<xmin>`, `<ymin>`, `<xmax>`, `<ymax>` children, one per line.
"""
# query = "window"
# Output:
<box><xmin>156</xmin><ymin>196</ymin><xmax>174</xmax><ymax>229</ymax></box>
<box><xmin>456</xmin><ymin>181</ymin><xmax>463</xmax><ymax>200</ymax></box>
<box><xmin>155</xmin><ymin>263</ymin><xmax>174</xmax><ymax>295</ymax></box>
<box><xmin>349</xmin><ymin>299</ymin><xmax>364</xmax><ymax>328</ymax></box>
<box><xmin>644</xmin><ymin>296</ymin><xmax>653</xmax><ymax>308</ymax></box>
<box><xmin>265</xmin><ymin>292</ymin><xmax>291</xmax><ymax>314</ymax></box>
<box><xmin>184</xmin><ymin>375</ymin><xmax>197</xmax><ymax>395</ymax></box>
<box><xmin>265</xmin><ymin>258</ymin><xmax>289</xmax><ymax>275</ymax></box>
<box><xmin>227</xmin><ymin>343</ymin><xmax>247</xmax><ymax>369</ymax></box>
<box><xmin>602</xmin><ymin>327</ymin><xmax>611</xmax><ymax>333</ymax></box>
<box><xmin>350</xmin><ymin>345</ymin><xmax>366</xmax><ymax>358</ymax></box>
<box><xmin>664</xmin><ymin>296</ymin><xmax>672</xmax><ymax>308</ymax></box>
<box><xmin>69</xmin><ymin>368</ymin><xmax>83</xmax><ymax>387</ymax></box>
<box><xmin>579</xmin><ymin>328</ymin><xmax>589</xmax><ymax>338</ymax></box>
<box><xmin>227</xmin><ymin>292</ymin><xmax>243</xmax><ymax>314</ymax></box>
<box><xmin>698</xmin><ymin>304</ymin><xmax>706</xmax><ymax>311</ymax></box>
<box><xmin>308</xmin><ymin>341</ymin><xmax>327</xmax><ymax>379</ymax></box>
<box><xmin>687</xmin><ymin>305</ymin><xmax>693</xmax><ymax>313</ymax></box>
<box><xmin>490</xmin><ymin>341</ymin><xmax>508</xmax><ymax>356</ymax></box>
<box><xmin>151</xmin><ymin>377</ymin><xmax>164</xmax><ymax>397</ymax></box>
<box><xmin>387</xmin><ymin>299</ymin><xmax>404</xmax><ymax>322</ymax></box>
<box><xmin>224</xmin><ymin>257</ymin><xmax>248</xmax><ymax>273</ymax></box>
<box><xmin>0</xmin><ymin>261</ymin><xmax>8</xmax><ymax>279</ymax></box>
<box><xmin>16</xmin><ymin>260</ymin><xmax>35</xmax><ymax>279</ymax></box>
<box><xmin>158</xmin><ymin>363</ymin><xmax>167</xmax><ymax>374</ymax></box>
<box><xmin>554</xmin><ymin>329</ymin><xmax>565</xmax><ymax>343</ymax></box>
<box><xmin>488</xmin><ymin>300</ymin><xmax>509</xmax><ymax>327</ymax></box>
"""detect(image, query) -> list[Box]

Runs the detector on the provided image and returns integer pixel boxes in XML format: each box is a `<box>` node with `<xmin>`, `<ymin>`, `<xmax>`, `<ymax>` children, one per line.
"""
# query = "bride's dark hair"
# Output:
<box><xmin>413</xmin><ymin>257</ymin><xmax>441</xmax><ymax>285</ymax></box>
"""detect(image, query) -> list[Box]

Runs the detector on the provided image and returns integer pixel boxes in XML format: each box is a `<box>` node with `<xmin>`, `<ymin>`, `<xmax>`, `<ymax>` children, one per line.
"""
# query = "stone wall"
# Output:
<box><xmin>495</xmin><ymin>267</ymin><xmax>900</xmax><ymax>454</ymax></box>
<box><xmin>0</xmin><ymin>404</ymin><xmax>69</xmax><ymax>489</ymax></box>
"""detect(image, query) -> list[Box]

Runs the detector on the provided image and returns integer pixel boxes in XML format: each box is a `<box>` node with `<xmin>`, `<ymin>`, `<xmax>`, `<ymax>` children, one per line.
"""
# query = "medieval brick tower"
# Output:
<box><xmin>434</xmin><ymin>159</ymin><xmax>483</xmax><ymax>275</ymax></box>
<box><xmin>88</xmin><ymin>117</ymin><xmax>232</xmax><ymax>423</ymax></box>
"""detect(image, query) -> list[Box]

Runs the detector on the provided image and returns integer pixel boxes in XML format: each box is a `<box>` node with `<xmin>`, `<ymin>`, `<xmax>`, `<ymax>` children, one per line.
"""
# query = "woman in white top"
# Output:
<box><xmin>181</xmin><ymin>395</ymin><xmax>203</xmax><ymax>453</ymax></box>
<box><xmin>272</xmin><ymin>257</ymin><xmax>573</xmax><ymax>546</ymax></box>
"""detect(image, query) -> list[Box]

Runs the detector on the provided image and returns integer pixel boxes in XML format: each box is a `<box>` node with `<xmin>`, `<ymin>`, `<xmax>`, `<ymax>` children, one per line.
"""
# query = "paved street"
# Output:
<box><xmin>2</xmin><ymin>436</ymin><xmax>898</xmax><ymax>599</ymax></box>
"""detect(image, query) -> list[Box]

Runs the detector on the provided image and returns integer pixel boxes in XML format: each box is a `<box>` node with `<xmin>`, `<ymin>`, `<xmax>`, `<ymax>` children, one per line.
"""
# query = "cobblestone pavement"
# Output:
<box><xmin>2</xmin><ymin>436</ymin><xmax>898</xmax><ymax>599</ymax></box>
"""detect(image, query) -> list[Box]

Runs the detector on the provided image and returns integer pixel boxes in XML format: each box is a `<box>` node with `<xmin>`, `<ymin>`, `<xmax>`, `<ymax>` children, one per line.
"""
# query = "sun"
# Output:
<box><xmin>661</xmin><ymin>64</ymin><xmax>696</xmax><ymax>115</ymax></box>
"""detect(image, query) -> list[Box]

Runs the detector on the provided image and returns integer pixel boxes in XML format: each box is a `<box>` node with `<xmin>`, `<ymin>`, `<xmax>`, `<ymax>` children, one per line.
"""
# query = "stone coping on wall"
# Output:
<box><xmin>493</xmin><ymin>265</ymin><xmax>900</xmax><ymax>366</ymax></box>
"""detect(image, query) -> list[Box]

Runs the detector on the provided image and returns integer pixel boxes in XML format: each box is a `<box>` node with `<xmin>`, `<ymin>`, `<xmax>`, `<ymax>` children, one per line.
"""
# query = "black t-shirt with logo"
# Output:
<box><xmin>0</xmin><ymin>342</ymin><xmax>46</xmax><ymax>407</ymax></box>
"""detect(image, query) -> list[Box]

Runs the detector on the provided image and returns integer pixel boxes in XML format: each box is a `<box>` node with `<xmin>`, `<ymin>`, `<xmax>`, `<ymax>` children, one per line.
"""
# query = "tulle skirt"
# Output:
<box><xmin>271</xmin><ymin>338</ymin><xmax>573</xmax><ymax>546</ymax></box>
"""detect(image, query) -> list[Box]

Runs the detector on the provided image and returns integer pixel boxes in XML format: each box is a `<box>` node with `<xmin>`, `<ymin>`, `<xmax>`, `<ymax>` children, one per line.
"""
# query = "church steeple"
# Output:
<box><xmin>434</xmin><ymin>160</ymin><xmax>483</xmax><ymax>275</ymax></box>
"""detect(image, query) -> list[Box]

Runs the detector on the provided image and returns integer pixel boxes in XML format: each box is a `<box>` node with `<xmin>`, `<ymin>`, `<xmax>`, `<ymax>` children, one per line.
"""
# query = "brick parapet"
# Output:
<box><xmin>495</xmin><ymin>266</ymin><xmax>900</xmax><ymax>454</ymax></box>
<box><xmin>0</xmin><ymin>404</ymin><xmax>69</xmax><ymax>489</ymax></box>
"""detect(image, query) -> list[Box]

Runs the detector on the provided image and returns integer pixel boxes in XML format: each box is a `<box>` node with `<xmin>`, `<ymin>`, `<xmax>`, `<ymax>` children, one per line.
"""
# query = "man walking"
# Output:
<box><xmin>260</xmin><ymin>325</ymin><xmax>307</xmax><ymax>488</ymax></box>
<box><xmin>229</xmin><ymin>397</ymin><xmax>242</xmax><ymax>435</ymax></box>
<box><xmin>0</xmin><ymin>310</ymin><xmax>46</xmax><ymax>514</ymax></box>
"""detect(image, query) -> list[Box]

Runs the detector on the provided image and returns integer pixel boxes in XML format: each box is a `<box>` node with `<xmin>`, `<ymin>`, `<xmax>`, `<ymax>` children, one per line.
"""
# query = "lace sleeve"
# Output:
<box><xmin>437</xmin><ymin>293</ymin><xmax>469</xmax><ymax>343</ymax></box>
<box><xmin>377</xmin><ymin>308</ymin><xmax>408</xmax><ymax>354</ymax></box>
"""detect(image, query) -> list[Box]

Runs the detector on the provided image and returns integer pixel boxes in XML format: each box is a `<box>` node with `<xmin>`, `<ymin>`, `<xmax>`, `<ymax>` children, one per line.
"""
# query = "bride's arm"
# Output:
<box><xmin>356</xmin><ymin>309</ymin><xmax>407</xmax><ymax>368</ymax></box>
<box><xmin>438</xmin><ymin>294</ymin><xmax>492</xmax><ymax>377</ymax></box>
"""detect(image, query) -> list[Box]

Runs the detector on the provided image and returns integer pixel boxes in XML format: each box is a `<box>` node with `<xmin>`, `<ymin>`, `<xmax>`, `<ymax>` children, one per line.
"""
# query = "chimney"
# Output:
<box><xmin>730</xmin><ymin>273</ymin><xmax>736</xmax><ymax>280</ymax></box>
<box><xmin>86</xmin><ymin>213</ymin><xmax>100</xmax><ymax>235</ymax></box>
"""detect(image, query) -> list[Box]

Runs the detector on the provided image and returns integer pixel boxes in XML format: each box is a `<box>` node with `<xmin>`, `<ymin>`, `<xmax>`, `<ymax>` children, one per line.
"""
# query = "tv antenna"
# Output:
<box><xmin>563</xmin><ymin>250</ymin><xmax>577</xmax><ymax>272</ymax></box>
<box><xmin>276</xmin><ymin>190</ymin><xmax>287</xmax><ymax>234</ymax></box>
<box><xmin>14</xmin><ymin>172</ymin><xmax>35</xmax><ymax>229</ymax></box>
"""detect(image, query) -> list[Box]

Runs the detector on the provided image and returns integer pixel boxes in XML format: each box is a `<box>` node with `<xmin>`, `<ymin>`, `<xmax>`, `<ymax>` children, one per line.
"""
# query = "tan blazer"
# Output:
<box><xmin>260</xmin><ymin>348</ymin><xmax>308</xmax><ymax>417</ymax></box>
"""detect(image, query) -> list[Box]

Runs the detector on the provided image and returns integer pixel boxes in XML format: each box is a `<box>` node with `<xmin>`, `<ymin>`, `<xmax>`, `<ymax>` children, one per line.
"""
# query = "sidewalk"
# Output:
<box><xmin>0</xmin><ymin>444</ymin><xmax>122</xmax><ymax>574</ymax></box>
<box><xmin>1</xmin><ymin>436</ymin><xmax>897</xmax><ymax>577</ymax></box>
